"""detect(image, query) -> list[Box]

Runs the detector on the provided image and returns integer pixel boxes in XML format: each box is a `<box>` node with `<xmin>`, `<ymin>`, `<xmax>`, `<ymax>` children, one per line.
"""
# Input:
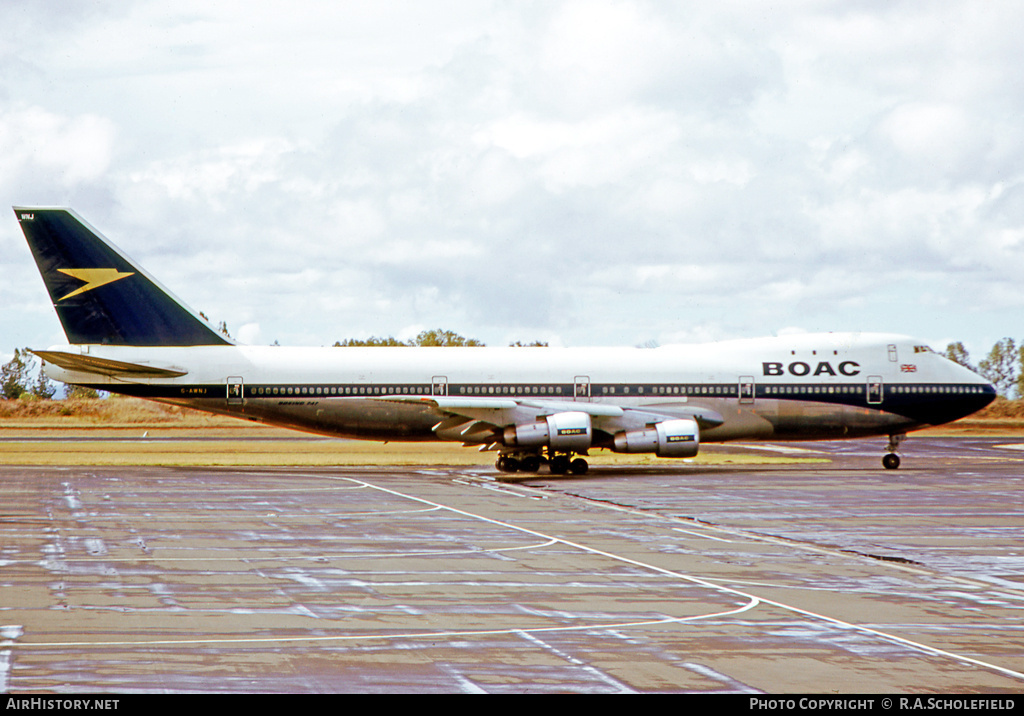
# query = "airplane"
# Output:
<box><xmin>14</xmin><ymin>206</ymin><xmax>997</xmax><ymax>473</ymax></box>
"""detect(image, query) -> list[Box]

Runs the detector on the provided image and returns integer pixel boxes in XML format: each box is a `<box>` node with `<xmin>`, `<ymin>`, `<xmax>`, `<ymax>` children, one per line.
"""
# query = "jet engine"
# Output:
<box><xmin>503</xmin><ymin>411</ymin><xmax>593</xmax><ymax>451</ymax></box>
<box><xmin>612</xmin><ymin>418</ymin><xmax>699</xmax><ymax>458</ymax></box>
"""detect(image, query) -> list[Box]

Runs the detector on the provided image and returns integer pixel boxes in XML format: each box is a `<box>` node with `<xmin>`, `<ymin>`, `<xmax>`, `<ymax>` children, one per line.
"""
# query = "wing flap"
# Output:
<box><xmin>371</xmin><ymin>395</ymin><xmax>723</xmax><ymax>432</ymax></box>
<box><xmin>371</xmin><ymin>395</ymin><xmax>530</xmax><ymax>429</ymax></box>
<box><xmin>614</xmin><ymin>406</ymin><xmax>725</xmax><ymax>430</ymax></box>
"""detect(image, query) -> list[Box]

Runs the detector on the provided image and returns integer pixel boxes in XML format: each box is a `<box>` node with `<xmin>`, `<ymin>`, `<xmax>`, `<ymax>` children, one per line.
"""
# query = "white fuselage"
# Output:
<box><xmin>43</xmin><ymin>332</ymin><xmax>995</xmax><ymax>446</ymax></box>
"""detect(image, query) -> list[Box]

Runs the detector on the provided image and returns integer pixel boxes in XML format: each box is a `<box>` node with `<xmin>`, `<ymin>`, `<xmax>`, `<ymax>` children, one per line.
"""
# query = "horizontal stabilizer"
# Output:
<box><xmin>31</xmin><ymin>350</ymin><xmax>188</xmax><ymax>378</ymax></box>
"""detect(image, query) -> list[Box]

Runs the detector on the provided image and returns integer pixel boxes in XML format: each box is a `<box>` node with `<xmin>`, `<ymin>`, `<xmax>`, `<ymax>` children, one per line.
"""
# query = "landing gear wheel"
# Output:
<box><xmin>519</xmin><ymin>454</ymin><xmax>542</xmax><ymax>473</ymax></box>
<box><xmin>882</xmin><ymin>434</ymin><xmax>905</xmax><ymax>470</ymax></box>
<box><xmin>569</xmin><ymin>458</ymin><xmax>589</xmax><ymax>475</ymax></box>
<box><xmin>549</xmin><ymin>455</ymin><xmax>570</xmax><ymax>475</ymax></box>
<box><xmin>882</xmin><ymin>453</ymin><xmax>901</xmax><ymax>470</ymax></box>
<box><xmin>496</xmin><ymin>456</ymin><xmax>520</xmax><ymax>473</ymax></box>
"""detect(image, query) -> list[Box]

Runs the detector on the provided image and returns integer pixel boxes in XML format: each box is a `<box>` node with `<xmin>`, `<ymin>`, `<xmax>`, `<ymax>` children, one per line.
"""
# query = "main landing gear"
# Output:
<box><xmin>496</xmin><ymin>451</ymin><xmax>589</xmax><ymax>475</ymax></box>
<box><xmin>883</xmin><ymin>434</ymin><xmax>905</xmax><ymax>470</ymax></box>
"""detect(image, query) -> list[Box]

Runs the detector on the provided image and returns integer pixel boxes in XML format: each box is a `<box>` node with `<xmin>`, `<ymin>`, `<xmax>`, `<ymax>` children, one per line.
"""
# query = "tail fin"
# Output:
<box><xmin>14</xmin><ymin>207</ymin><xmax>231</xmax><ymax>346</ymax></box>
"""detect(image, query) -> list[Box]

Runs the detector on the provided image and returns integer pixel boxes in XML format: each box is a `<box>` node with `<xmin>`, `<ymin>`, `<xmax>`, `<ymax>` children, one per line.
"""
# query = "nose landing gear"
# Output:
<box><xmin>883</xmin><ymin>434</ymin><xmax>905</xmax><ymax>470</ymax></box>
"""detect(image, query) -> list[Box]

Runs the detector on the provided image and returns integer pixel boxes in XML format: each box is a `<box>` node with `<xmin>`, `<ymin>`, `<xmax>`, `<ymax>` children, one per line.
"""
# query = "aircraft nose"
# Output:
<box><xmin>906</xmin><ymin>380</ymin><xmax>998</xmax><ymax>425</ymax></box>
<box><xmin>981</xmin><ymin>382</ymin><xmax>998</xmax><ymax>408</ymax></box>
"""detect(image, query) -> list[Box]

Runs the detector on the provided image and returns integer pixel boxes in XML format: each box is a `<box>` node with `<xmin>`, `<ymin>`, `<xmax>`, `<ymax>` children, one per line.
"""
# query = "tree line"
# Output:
<box><xmin>944</xmin><ymin>338</ymin><xmax>1023</xmax><ymax>398</ymax></box>
<box><xmin>332</xmin><ymin>327</ymin><xmax>546</xmax><ymax>348</ymax></box>
<box><xmin>0</xmin><ymin>348</ymin><xmax>102</xmax><ymax>400</ymax></box>
<box><xmin>334</xmin><ymin>328</ymin><xmax>486</xmax><ymax>347</ymax></box>
<box><xmin>1</xmin><ymin>349</ymin><xmax>54</xmax><ymax>400</ymax></box>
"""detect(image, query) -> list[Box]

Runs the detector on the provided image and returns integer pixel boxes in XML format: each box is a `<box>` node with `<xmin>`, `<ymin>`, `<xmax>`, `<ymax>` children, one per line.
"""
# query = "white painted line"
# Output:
<box><xmin>672</xmin><ymin>527</ymin><xmax>735</xmax><ymax>543</ymax></box>
<box><xmin>9</xmin><ymin>603</ymin><xmax>759</xmax><ymax>649</ymax></box>
<box><xmin>24</xmin><ymin>537</ymin><xmax>560</xmax><ymax>565</ymax></box>
<box><xmin>0</xmin><ymin>626</ymin><xmax>23</xmax><ymax>693</ymax></box>
<box><xmin>727</xmin><ymin>443</ymin><xmax>825</xmax><ymax>454</ymax></box>
<box><xmin>338</xmin><ymin>476</ymin><xmax>1024</xmax><ymax>683</ymax></box>
<box><xmin>17</xmin><ymin>474</ymin><xmax>1024</xmax><ymax>685</ymax></box>
<box><xmin>516</xmin><ymin>630</ymin><xmax>636</xmax><ymax>693</ymax></box>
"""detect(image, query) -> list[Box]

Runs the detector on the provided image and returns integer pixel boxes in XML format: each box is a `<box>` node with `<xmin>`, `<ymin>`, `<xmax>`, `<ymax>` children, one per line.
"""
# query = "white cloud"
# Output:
<box><xmin>3</xmin><ymin>1</ymin><xmax>1024</xmax><ymax>353</ymax></box>
<box><xmin>880</xmin><ymin>103</ymin><xmax>972</xmax><ymax>159</ymax></box>
<box><xmin>0</xmin><ymin>105</ymin><xmax>116</xmax><ymax>191</ymax></box>
<box><xmin>236</xmin><ymin>323</ymin><xmax>262</xmax><ymax>345</ymax></box>
<box><xmin>477</xmin><ymin>108</ymin><xmax>682</xmax><ymax>193</ymax></box>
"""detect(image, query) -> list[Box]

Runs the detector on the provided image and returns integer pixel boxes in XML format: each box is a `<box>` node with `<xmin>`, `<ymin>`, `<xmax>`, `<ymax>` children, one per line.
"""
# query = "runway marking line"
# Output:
<box><xmin>21</xmin><ymin>537</ymin><xmax>560</xmax><ymax>565</ymax></box>
<box><xmin>4</xmin><ymin>603</ymin><xmax>759</xmax><ymax>649</ymax></box>
<box><xmin>339</xmin><ymin>476</ymin><xmax>1024</xmax><ymax>683</ymax></box>
<box><xmin>7</xmin><ymin>474</ymin><xmax>1024</xmax><ymax>685</ymax></box>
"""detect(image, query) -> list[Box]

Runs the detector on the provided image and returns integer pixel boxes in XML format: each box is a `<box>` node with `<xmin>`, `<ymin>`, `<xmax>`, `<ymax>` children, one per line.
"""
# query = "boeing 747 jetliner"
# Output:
<box><xmin>14</xmin><ymin>207</ymin><xmax>996</xmax><ymax>473</ymax></box>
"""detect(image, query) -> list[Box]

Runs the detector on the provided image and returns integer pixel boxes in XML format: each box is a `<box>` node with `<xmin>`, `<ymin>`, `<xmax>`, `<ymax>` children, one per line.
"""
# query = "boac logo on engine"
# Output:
<box><xmin>762</xmin><ymin>361</ymin><xmax>861</xmax><ymax>377</ymax></box>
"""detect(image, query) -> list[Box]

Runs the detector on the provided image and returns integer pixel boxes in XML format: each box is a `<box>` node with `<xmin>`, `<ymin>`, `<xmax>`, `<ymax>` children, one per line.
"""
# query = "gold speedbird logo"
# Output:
<box><xmin>56</xmin><ymin>268</ymin><xmax>135</xmax><ymax>301</ymax></box>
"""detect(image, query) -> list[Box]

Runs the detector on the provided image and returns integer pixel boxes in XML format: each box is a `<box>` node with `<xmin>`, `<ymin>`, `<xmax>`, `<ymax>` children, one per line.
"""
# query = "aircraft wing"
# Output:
<box><xmin>371</xmin><ymin>395</ymin><xmax>724</xmax><ymax>446</ymax></box>
<box><xmin>30</xmin><ymin>349</ymin><xmax>189</xmax><ymax>378</ymax></box>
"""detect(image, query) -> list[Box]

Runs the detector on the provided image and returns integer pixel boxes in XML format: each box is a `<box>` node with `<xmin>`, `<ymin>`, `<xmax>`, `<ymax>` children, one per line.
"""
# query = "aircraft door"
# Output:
<box><xmin>867</xmin><ymin>376</ymin><xmax>883</xmax><ymax>405</ymax></box>
<box><xmin>227</xmin><ymin>376</ymin><xmax>244</xmax><ymax>405</ymax></box>
<box><xmin>432</xmin><ymin>376</ymin><xmax>448</xmax><ymax>397</ymax></box>
<box><xmin>574</xmin><ymin>376</ymin><xmax>591</xmax><ymax>402</ymax></box>
<box><xmin>738</xmin><ymin>376</ymin><xmax>755</xmax><ymax>404</ymax></box>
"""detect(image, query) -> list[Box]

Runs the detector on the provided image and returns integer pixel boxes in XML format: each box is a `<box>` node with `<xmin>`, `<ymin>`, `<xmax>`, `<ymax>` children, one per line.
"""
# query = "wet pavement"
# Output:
<box><xmin>0</xmin><ymin>437</ymin><xmax>1022</xmax><ymax>693</ymax></box>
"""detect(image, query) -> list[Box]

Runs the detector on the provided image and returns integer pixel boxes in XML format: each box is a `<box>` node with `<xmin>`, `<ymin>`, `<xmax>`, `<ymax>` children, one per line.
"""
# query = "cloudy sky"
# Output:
<box><xmin>2</xmin><ymin>1</ymin><xmax>1023</xmax><ymax>364</ymax></box>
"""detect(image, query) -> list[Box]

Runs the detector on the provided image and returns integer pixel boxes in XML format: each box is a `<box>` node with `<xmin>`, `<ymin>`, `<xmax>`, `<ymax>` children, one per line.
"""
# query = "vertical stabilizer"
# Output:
<box><xmin>14</xmin><ymin>207</ymin><xmax>231</xmax><ymax>346</ymax></box>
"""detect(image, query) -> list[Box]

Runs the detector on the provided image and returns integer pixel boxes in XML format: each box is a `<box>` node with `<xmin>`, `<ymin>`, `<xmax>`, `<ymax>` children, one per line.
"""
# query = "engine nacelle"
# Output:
<box><xmin>503</xmin><ymin>411</ymin><xmax>593</xmax><ymax>452</ymax></box>
<box><xmin>612</xmin><ymin>418</ymin><xmax>699</xmax><ymax>458</ymax></box>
